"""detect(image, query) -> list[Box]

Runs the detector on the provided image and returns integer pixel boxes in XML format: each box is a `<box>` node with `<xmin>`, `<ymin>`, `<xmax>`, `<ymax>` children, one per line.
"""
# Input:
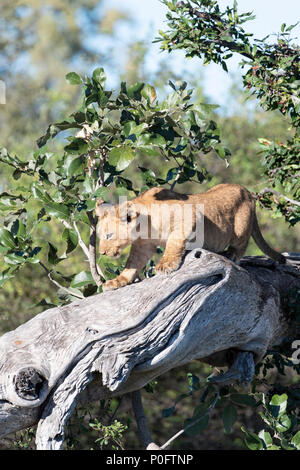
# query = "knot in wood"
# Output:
<box><xmin>14</xmin><ymin>367</ymin><xmax>46</xmax><ymax>401</ymax></box>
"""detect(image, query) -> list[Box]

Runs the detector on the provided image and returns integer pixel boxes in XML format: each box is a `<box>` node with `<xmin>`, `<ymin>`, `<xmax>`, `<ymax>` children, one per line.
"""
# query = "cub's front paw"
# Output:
<box><xmin>102</xmin><ymin>275</ymin><xmax>130</xmax><ymax>291</ymax></box>
<box><xmin>155</xmin><ymin>257</ymin><xmax>181</xmax><ymax>274</ymax></box>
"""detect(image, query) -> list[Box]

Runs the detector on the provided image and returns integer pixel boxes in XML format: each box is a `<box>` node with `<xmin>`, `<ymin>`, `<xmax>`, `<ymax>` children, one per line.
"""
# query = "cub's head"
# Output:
<box><xmin>95</xmin><ymin>198</ymin><xmax>142</xmax><ymax>258</ymax></box>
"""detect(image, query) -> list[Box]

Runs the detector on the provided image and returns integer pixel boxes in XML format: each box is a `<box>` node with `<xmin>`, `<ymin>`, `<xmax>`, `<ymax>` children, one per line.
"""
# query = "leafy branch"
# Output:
<box><xmin>0</xmin><ymin>67</ymin><xmax>228</xmax><ymax>299</ymax></box>
<box><xmin>157</xmin><ymin>0</ymin><xmax>300</xmax><ymax>225</ymax></box>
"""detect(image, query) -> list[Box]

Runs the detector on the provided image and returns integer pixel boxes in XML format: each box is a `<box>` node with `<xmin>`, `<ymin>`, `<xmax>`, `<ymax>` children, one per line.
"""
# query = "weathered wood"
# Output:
<box><xmin>0</xmin><ymin>249</ymin><xmax>298</xmax><ymax>449</ymax></box>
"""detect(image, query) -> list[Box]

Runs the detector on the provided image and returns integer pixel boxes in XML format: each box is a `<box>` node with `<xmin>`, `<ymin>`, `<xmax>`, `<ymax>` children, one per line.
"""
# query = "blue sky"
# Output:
<box><xmin>100</xmin><ymin>0</ymin><xmax>300</xmax><ymax>105</ymax></box>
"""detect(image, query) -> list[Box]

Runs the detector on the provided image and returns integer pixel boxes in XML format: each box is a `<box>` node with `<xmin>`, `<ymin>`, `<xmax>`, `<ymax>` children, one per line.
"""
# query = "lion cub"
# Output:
<box><xmin>96</xmin><ymin>184</ymin><xmax>285</xmax><ymax>291</ymax></box>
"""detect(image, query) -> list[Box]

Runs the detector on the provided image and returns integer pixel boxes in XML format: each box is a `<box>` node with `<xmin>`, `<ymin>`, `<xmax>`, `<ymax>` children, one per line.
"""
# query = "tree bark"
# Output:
<box><xmin>0</xmin><ymin>249</ymin><xmax>298</xmax><ymax>449</ymax></box>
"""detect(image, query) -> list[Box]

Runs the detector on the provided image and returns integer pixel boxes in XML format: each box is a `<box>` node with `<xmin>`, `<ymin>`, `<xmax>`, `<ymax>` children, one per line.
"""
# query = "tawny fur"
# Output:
<box><xmin>96</xmin><ymin>184</ymin><xmax>285</xmax><ymax>291</ymax></box>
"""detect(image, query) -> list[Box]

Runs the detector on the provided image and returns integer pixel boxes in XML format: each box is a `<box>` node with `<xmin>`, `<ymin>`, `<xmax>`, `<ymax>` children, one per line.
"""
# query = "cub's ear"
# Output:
<box><xmin>95</xmin><ymin>199</ymin><xmax>112</xmax><ymax>217</ymax></box>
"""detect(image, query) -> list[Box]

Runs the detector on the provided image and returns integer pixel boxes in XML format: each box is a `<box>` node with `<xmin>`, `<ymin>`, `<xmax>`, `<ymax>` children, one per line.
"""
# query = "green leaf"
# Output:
<box><xmin>192</xmin><ymin>404</ymin><xmax>207</xmax><ymax>419</ymax></box>
<box><xmin>268</xmin><ymin>394</ymin><xmax>288</xmax><ymax>418</ymax></box>
<box><xmin>166</xmin><ymin>167</ymin><xmax>179</xmax><ymax>182</ymax></box>
<box><xmin>4</xmin><ymin>253</ymin><xmax>25</xmax><ymax>265</ymax></box>
<box><xmin>17</xmin><ymin>220</ymin><xmax>27</xmax><ymax>240</ymax></box>
<box><xmin>136</xmin><ymin>133</ymin><xmax>166</xmax><ymax>148</ymax></box>
<box><xmin>221</xmin><ymin>61</ymin><xmax>228</xmax><ymax>72</ymax></box>
<box><xmin>230</xmin><ymin>394</ymin><xmax>257</xmax><ymax>407</ymax></box>
<box><xmin>258</xmin><ymin>430</ymin><xmax>273</xmax><ymax>448</ymax></box>
<box><xmin>275</xmin><ymin>414</ymin><xmax>291</xmax><ymax>433</ymax></box>
<box><xmin>26</xmin><ymin>255</ymin><xmax>41</xmax><ymax>264</ymax></box>
<box><xmin>127</xmin><ymin>82</ymin><xmax>145</xmax><ymax>100</ymax></box>
<box><xmin>0</xmin><ymin>269</ymin><xmax>16</xmax><ymax>287</ymax></box>
<box><xmin>138</xmin><ymin>167</ymin><xmax>157</xmax><ymax>187</ymax></box>
<box><xmin>71</xmin><ymin>270</ymin><xmax>94</xmax><ymax>288</ymax></box>
<box><xmin>63</xmin><ymin>156</ymin><xmax>83</xmax><ymax>178</ymax></box>
<box><xmin>82</xmin><ymin>176</ymin><xmax>94</xmax><ymax>195</ymax></box>
<box><xmin>62</xmin><ymin>228</ymin><xmax>78</xmax><ymax>254</ymax></box>
<box><xmin>242</xmin><ymin>427</ymin><xmax>263</xmax><ymax>450</ymax></box>
<box><xmin>48</xmin><ymin>242</ymin><xmax>67</xmax><ymax>265</ymax></box>
<box><xmin>165</xmin><ymin>1</ymin><xmax>176</xmax><ymax>11</ymax></box>
<box><xmin>184</xmin><ymin>412</ymin><xmax>209</xmax><ymax>436</ymax></box>
<box><xmin>10</xmin><ymin>220</ymin><xmax>19</xmax><ymax>237</ymax></box>
<box><xmin>44</xmin><ymin>202</ymin><xmax>70</xmax><ymax>220</ymax></box>
<box><xmin>108</xmin><ymin>146</ymin><xmax>135</xmax><ymax>171</ymax></box>
<box><xmin>136</xmin><ymin>146</ymin><xmax>162</xmax><ymax>158</ymax></box>
<box><xmin>281</xmin><ymin>439</ymin><xmax>296</xmax><ymax>450</ymax></box>
<box><xmin>92</xmin><ymin>67</ymin><xmax>106</xmax><ymax>87</ymax></box>
<box><xmin>66</xmin><ymin>72</ymin><xmax>82</xmax><ymax>85</ymax></box>
<box><xmin>0</xmin><ymin>228</ymin><xmax>16</xmax><ymax>249</ymax></box>
<box><xmin>221</xmin><ymin>35</ymin><xmax>234</xmax><ymax>42</ymax></box>
<box><xmin>94</xmin><ymin>187</ymin><xmax>108</xmax><ymax>199</ymax></box>
<box><xmin>141</xmin><ymin>84</ymin><xmax>157</xmax><ymax>104</ymax></box>
<box><xmin>286</xmin><ymin>22</ymin><xmax>299</xmax><ymax>32</ymax></box>
<box><xmin>64</xmin><ymin>138</ymin><xmax>88</xmax><ymax>155</ymax></box>
<box><xmin>13</xmin><ymin>168</ymin><xmax>22</xmax><ymax>180</ymax></box>
<box><xmin>193</xmin><ymin>103</ymin><xmax>219</xmax><ymax>115</ymax></box>
<box><xmin>115</xmin><ymin>176</ymin><xmax>135</xmax><ymax>191</ymax></box>
<box><xmin>57</xmin><ymin>287</ymin><xmax>84</xmax><ymax>302</ymax></box>
<box><xmin>123</xmin><ymin>121</ymin><xmax>148</xmax><ymax>138</ymax></box>
<box><xmin>222</xmin><ymin>405</ymin><xmax>237</xmax><ymax>434</ymax></box>
<box><xmin>31</xmin><ymin>182</ymin><xmax>53</xmax><ymax>203</ymax></box>
<box><xmin>291</xmin><ymin>431</ymin><xmax>300</xmax><ymax>449</ymax></box>
<box><xmin>187</xmin><ymin>372</ymin><xmax>200</xmax><ymax>392</ymax></box>
<box><xmin>215</xmin><ymin>145</ymin><xmax>227</xmax><ymax>158</ymax></box>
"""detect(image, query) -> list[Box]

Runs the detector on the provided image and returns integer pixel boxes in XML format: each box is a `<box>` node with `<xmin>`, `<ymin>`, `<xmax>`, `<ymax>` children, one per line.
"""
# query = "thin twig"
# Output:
<box><xmin>131</xmin><ymin>390</ymin><xmax>161</xmax><ymax>450</ymax></box>
<box><xmin>160</xmin><ymin>386</ymin><xmax>220</xmax><ymax>450</ymax></box>
<box><xmin>87</xmin><ymin>147</ymin><xmax>107</xmax><ymax>285</ymax></box>
<box><xmin>73</xmin><ymin>221</ymin><xmax>105</xmax><ymax>280</ymax></box>
<box><xmin>62</xmin><ymin>219</ymin><xmax>105</xmax><ymax>280</ymax></box>
<box><xmin>39</xmin><ymin>261</ymin><xmax>84</xmax><ymax>299</ymax></box>
<box><xmin>73</xmin><ymin>221</ymin><xmax>90</xmax><ymax>259</ymax></box>
<box><xmin>87</xmin><ymin>211</ymin><xmax>103</xmax><ymax>287</ymax></box>
<box><xmin>62</xmin><ymin>211</ymin><xmax>105</xmax><ymax>283</ymax></box>
<box><xmin>170</xmin><ymin>168</ymin><xmax>184</xmax><ymax>191</ymax></box>
<box><xmin>259</xmin><ymin>187</ymin><xmax>300</xmax><ymax>207</ymax></box>
<box><xmin>170</xmin><ymin>158</ymin><xmax>185</xmax><ymax>191</ymax></box>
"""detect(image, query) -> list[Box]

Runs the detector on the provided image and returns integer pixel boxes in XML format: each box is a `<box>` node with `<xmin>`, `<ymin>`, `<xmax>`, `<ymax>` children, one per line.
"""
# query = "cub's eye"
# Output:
<box><xmin>127</xmin><ymin>215</ymin><xmax>132</xmax><ymax>223</ymax></box>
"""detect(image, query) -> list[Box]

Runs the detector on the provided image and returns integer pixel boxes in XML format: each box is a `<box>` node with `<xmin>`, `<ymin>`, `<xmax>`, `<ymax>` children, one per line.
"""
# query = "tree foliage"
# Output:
<box><xmin>0</xmin><ymin>0</ymin><xmax>300</xmax><ymax>451</ymax></box>
<box><xmin>0</xmin><ymin>67</ymin><xmax>227</xmax><ymax>300</ymax></box>
<box><xmin>156</xmin><ymin>0</ymin><xmax>300</xmax><ymax>225</ymax></box>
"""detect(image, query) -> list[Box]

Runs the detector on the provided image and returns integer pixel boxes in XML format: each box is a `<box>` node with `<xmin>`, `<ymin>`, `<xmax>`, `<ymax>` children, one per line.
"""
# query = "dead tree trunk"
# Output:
<box><xmin>0</xmin><ymin>249</ymin><xmax>299</xmax><ymax>449</ymax></box>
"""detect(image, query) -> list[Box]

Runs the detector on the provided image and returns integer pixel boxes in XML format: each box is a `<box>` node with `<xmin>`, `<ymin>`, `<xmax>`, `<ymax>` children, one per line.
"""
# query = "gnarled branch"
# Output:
<box><xmin>0</xmin><ymin>250</ymin><xmax>299</xmax><ymax>449</ymax></box>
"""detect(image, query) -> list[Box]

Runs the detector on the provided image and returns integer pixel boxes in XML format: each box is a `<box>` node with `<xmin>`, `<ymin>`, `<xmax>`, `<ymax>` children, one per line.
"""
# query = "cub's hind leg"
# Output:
<box><xmin>221</xmin><ymin>241</ymin><xmax>249</xmax><ymax>263</ymax></box>
<box><xmin>225</xmin><ymin>199</ymin><xmax>254</xmax><ymax>263</ymax></box>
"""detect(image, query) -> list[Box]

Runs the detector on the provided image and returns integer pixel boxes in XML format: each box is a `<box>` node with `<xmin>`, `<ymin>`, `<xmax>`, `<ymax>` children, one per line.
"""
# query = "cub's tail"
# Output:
<box><xmin>252</xmin><ymin>212</ymin><xmax>286</xmax><ymax>264</ymax></box>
